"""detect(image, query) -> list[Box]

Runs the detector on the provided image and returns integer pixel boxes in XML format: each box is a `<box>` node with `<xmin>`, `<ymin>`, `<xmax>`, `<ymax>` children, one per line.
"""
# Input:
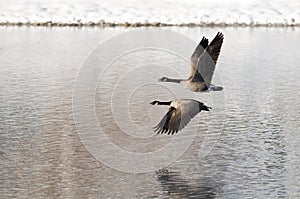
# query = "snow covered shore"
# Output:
<box><xmin>0</xmin><ymin>0</ymin><xmax>299</xmax><ymax>27</ymax></box>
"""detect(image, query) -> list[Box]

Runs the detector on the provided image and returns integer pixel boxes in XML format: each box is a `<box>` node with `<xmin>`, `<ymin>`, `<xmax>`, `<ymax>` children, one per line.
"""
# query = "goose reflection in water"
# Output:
<box><xmin>156</xmin><ymin>169</ymin><xmax>218</xmax><ymax>199</ymax></box>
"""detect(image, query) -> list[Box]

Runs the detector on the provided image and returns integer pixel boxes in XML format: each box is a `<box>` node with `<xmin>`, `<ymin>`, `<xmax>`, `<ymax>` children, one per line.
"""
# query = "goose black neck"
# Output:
<box><xmin>166</xmin><ymin>78</ymin><xmax>182</xmax><ymax>83</ymax></box>
<box><xmin>157</xmin><ymin>101</ymin><xmax>171</xmax><ymax>105</ymax></box>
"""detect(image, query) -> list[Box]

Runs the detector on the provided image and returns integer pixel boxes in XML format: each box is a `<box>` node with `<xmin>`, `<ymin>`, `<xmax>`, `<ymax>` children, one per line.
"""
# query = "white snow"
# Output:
<box><xmin>0</xmin><ymin>0</ymin><xmax>299</xmax><ymax>25</ymax></box>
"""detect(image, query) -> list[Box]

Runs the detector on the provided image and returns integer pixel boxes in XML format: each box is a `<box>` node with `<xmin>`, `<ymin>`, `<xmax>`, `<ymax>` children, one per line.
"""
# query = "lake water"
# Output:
<box><xmin>0</xmin><ymin>26</ymin><xmax>299</xmax><ymax>198</ymax></box>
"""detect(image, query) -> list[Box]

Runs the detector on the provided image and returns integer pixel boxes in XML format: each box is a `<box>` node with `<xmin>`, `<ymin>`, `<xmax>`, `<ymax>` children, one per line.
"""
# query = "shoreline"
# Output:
<box><xmin>0</xmin><ymin>21</ymin><xmax>299</xmax><ymax>28</ymax></box>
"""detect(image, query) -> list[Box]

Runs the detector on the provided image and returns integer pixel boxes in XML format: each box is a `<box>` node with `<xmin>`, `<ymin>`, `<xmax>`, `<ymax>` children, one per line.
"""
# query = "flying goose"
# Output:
<box><xmin>159</xmin><ymin>32</ymin><xmax>224</xmax><ymax>92</ymax></box>
<box><xmin>150</xmin><ymin>99</ymin><xmax>211</xmax><ymax>135</ymax></box>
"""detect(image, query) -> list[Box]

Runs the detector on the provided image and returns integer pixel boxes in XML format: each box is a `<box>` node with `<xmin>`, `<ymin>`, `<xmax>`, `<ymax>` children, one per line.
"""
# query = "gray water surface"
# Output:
<box><xmin>0</xmin><ymin>26</ymin><xmax>300</xmax><ymax>198</ymax></box>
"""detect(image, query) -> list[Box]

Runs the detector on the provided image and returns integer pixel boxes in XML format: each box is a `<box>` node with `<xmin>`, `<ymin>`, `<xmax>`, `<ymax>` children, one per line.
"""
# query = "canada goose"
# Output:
<box><xmin>150</xmin><ymin>99</ymin><xmax>211</xmax><ymax>134</ymax></box>
<box><xmin>159</xmin><ymin>32</ymin><xmax>224</xmax><ymax>92</ymax></box>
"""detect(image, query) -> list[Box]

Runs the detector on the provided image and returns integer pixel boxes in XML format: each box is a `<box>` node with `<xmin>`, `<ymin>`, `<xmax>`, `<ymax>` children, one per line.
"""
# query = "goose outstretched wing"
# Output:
<box><xmin>190</xmin><ymin>37</ymin><xmax>209</xmax><ymax>78</ymax></box>
<box><xmin>154</xmin><ymin>102</ymin><xmax>200</xmax><ymax>135</ymax></box>
<box><xmin>193</xmin><ymin>32</ymin><xmax>224</xmax><ymax>84</ymax></box>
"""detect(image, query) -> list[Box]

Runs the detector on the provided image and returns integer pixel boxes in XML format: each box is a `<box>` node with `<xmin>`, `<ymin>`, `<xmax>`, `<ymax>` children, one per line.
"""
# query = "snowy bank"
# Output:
<box><xmin>0</xmin><ymin>0</ymin><xmax>299</xmax><ymax>27</ymax></box>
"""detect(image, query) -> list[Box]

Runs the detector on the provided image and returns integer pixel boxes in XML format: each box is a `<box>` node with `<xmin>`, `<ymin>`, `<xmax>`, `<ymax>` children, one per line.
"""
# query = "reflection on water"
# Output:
<box><xmin>0</xmin><ymin>26</ymin><xmax>300</xmax><ymax>198</ymax></box>
<box><xmin>156</xmin><ymin>170</ymin><xmax>217</xmax><ymax>199</ymax></box>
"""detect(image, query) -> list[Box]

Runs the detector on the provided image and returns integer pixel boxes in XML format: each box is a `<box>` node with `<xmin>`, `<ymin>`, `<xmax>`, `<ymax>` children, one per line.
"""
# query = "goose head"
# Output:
<box><xmin>150</xmin><ymin>100</ymin><xmax>159</xmax><ymax>105</ymax></box>
<box><xmin>159</xmin><ymin>77</ymin><xmax>169</xmax><ymax>82</ymax></box>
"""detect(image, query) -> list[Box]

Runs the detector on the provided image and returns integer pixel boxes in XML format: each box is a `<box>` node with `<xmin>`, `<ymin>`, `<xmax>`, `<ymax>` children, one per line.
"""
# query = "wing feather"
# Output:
<box><xmin>193</xmin><ymin>32</ymin><xmax>224</xmax><ymax>84</ymax></box>
<box><xmin>190</xmin><ymin>37</ymin><xmax>209</xmax><ymax>78</ymax></box>
<box><xmin>154</xmin><ymin>101</ymin><xmax>201</xmax><ymax>134</ymax></box>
